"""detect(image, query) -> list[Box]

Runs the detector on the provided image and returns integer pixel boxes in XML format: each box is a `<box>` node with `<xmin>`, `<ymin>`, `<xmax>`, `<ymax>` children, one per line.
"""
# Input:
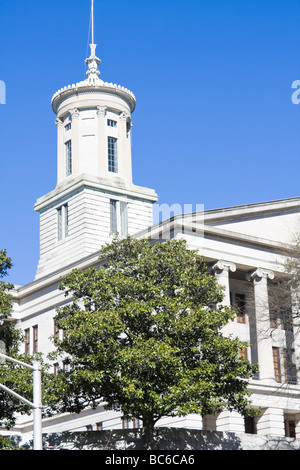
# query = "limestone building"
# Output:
<box><xmin>4</xmin><ymin>15</ymin><xmax>300</xmax><ymax>446</ymax></box>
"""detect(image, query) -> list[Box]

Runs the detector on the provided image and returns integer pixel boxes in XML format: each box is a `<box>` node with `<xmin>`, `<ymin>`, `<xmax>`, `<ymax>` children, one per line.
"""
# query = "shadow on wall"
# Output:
<box><xmin>19</xmin><ymin>428</ymin><xmax>300</xmax><ymax>451</ymax></box>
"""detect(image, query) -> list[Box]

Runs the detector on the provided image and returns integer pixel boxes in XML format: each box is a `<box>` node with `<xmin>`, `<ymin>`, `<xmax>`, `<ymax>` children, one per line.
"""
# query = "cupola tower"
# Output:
<box><xmin>34</xmin><ymin>2</ymin><xmax>158</xmax><ymax>279</ymax></box>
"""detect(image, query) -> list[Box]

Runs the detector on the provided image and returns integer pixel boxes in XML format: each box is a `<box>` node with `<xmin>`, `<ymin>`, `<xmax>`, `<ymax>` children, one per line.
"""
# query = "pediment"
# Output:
<box><xmin>202</xmin><ymin>197</ymin><xmax>300</xmax><ymax>245</ymax></box>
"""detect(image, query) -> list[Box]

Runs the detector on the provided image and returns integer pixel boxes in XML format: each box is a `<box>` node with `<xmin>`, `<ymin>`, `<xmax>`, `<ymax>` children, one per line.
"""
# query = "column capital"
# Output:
<box><xmin>70</xmin><ymin>107</ymin><xmax>79</xmax><ymax>119</ymax></box>
<box><xmin>211</xmin><ymin>260</ymin><xmax>236</xmax><ymax>275</ymax></box>
<box><xmin>246</xmin><ymin>268</ymin><xmax>274</xmax><ymax>282</ymax></box>
<box><xmin>119</xmin><ymin>111</ymin><xmax>130</xmax><ymax>122</ymax></box>
<box><xmin>55</xmin><ymin>117</ymin><xmax>63</xmax><ymax>127</ymax></box>
<box><xmin>97</xmin><ymin>105</ymin><xmax>107</xmax><ymax>117</ymax></box>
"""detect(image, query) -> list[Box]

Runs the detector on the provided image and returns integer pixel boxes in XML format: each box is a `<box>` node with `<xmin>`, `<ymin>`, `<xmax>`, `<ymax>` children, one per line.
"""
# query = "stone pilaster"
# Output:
<box><xmin>256</xmin><ymin>408</ymin><xmax>285</xmax><ymax>436</ymax></box>
<box><xmin>216</xmin><ymin>410</ymin><xmax>245</xmax><ymax>433</ymax></box>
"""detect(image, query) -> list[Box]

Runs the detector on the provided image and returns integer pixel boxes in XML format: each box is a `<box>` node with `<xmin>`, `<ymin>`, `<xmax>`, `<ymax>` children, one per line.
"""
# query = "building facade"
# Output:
<box><xmin>4</xmin><ymin>27</ymin><xmax>300</xmax><ymax>446</ymax></box>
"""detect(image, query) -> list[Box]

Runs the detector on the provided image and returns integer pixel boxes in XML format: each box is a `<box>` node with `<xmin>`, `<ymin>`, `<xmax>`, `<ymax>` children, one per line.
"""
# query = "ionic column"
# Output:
<box><xmin>211</xmin><ymin>260</ymin><xmax>236</xmax><ymax>307</ymax></box>
<box><xmin>97</xmin><ymin>106</ymin><xmax>107</xmax><ymax>176</ymax></box>
<box><xmin>55</xmin><ymin>118</ymin><xmax>64</xmax><ymax>184</ymax></box>
<box><xmin>70</xmin><ymin>108</ymin><xmax>79</xmax><ymax>176</ymax></box>
<box><xmin>118</xmin><ymin>112</ymin><xmax>132</xmax><ymax>182</ymax></box>
<box><xmin>246</xmin><ymin>268</ymin><xmax>275</xmax><ymax>383</ymax></box>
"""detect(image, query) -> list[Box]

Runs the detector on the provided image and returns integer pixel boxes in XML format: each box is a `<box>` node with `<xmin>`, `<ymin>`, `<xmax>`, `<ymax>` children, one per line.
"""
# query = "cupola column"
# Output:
<box><xmin>70</xmin><ymin>108</ymin><xmax>79</xmax><ymax>177</ymax></box>
<box><xmin>118</xmin><ymin>112</ymin><xmax>132</xmax><ymax>183</ymax></box>
<box><xmin>97</xmin><ymin>106</ymin><xmax>107</xmax><ymax>175</ymax></box>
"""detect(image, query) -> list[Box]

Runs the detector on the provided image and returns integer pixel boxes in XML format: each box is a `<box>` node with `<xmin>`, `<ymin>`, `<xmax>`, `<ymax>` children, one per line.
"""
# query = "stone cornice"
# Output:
<box><xmin>52</xmin><ymin>82</ymin><xmax>136</xmax><ymax>114</ymax></box>
<box><xmin>203</xmin><ymin>196</ymin><xmax>300</xmax><ymax>225</ymax></box>
<box><xmin>34</xmin><ymin>174</ymin><xmax>158</xmax><ymax>212</ymax></box>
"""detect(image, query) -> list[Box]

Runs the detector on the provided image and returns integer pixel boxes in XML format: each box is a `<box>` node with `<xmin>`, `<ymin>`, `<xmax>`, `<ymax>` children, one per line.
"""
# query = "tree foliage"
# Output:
<box><xmin>46</xmin><ymin>237</ymin><xmax>256</xmax><ymax>445</ymax></box>
<box><xmin>0</xmin><ymin>250</ymin><xmax>41</xmax><ymax>429</ymax></box>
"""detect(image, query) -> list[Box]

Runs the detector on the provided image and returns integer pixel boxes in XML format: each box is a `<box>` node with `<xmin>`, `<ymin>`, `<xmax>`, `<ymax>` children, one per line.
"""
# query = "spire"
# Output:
<box><xmin>85</xmin><ymin>0</ymin><xmax>102</xmax><ymax>85</ymax></box>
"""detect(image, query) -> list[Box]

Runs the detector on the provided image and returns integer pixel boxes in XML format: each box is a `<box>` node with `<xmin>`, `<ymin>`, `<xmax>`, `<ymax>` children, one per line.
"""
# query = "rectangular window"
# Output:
<box><xmin>65</xmin><ymin>123</ymin><xmax>71</xmax><ymax>131</ymax></box>
<box><xmin>272</xmin><ymin>347</ymin><xmax>281</xmax><ymax>383</ymax></box>
<box><xmin>64</xmin><ymin>204</ymin><xmax>69</xmax><ymax>238</ymax></box>
<box><xmin>107</xmin><ymin>119</ymin><xmax>117</xmax><ymax>127</ymax></box>
<box><xmin>239</xmin><ymin>347</ymin><xmax>248</xmax><ymax>360</ymax></box>
<box><xmin>57</xmin><ymin>204</ymin><xmax>69</xmax><ymax>241</ymax></box>
<box><xmin>244</xmin><ymin>416</ymin><xmax>256</xmax><ymax>434</ymax></box>
<box><xmin>120</xmin><ymin>202</ymin><xmax>128</xmax><ymax>236</ymax></box>
<box><xmin>33</xmin><ymin>325</ymin><xmax>38</xmax><ymax>353</ymax></box>
<box><xmin>25</xmin><ymin>328</ymin><xmax>30</xmax><ymax>354</ymax></box>
<box><xmin>57</xmin><ymin>206</ymin><xmax>63</xmax><ymax>241</ymax></box>
<box><xmin>110</xmin><ymin>200</ymin><xmax>117</xmax><ymax>233</ymax></box>
<box><xmin>110</xmin><ymin>200</ymin><xmax>128</xmax><ymax>235</ymax></box>
<box><xmin>65</xmin><ymin>140</ymin><xmax>72</xmax><ymax>176</ymax></box>
<box><xmin>108</xmin><ymin>137</ymin><xmax>118</xmax><ymax>173</ymax></box>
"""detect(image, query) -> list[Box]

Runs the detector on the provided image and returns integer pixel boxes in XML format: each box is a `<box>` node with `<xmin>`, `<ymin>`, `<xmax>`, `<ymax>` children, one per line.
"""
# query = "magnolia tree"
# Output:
<box><xmin>47</xmin><ymin>237</ymin><xmax>256</xmax><ymax>448</ymax></box>
<box><xmin>0</xmin><ymin>250</ymin><xmax>35</xmax><ymax>428</ymax></box>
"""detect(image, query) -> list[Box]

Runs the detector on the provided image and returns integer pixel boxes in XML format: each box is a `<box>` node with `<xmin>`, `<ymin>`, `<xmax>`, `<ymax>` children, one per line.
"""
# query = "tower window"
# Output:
<box><xmin>108</xmin><ymin>137</ymin><xmax>118</xmax><ymax>173</ymax></box>
<box><xmin>57</xmin><ymin>204</ymin><xmax>69</xmax><ymax>241</ymax></box>
<box><xmin>110</xmin><ymin>199</ymin><xmax>128</xmax><ymax>235</ymax></box>
<box><xmin>110</xmin><ymin>200</ymin><xmax>117</xmax><ymax>234</ymax></box>
<box><xmin>65</xmin><ymin>123</ymin><xmax>71</xmax><ymax>131</ymax></box>
<box><xmin>107</xmin><ymin>119</ymin><xmax>117</xmax><ymax>127</ymax></box>
<box><xmin>65</xmin><ymin>140</ymin><xmax>72</xmax><ymax>176</ymax></box>
<box><xmin>120</xmin><ymin>201</ymin><xmax>128</xmax><ymax>236</ymax></box>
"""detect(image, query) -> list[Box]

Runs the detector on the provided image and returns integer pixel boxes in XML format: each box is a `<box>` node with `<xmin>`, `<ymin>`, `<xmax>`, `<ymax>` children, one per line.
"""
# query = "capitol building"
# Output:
<box><xmin>3</xmin><ymin>4</ymin><xmax>300</xmax><ymax>449</ymax></box>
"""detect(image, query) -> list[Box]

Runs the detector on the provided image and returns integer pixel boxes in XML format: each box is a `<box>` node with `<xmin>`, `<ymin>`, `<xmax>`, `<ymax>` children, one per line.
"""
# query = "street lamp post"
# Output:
<box><xmin>0</xmin><ymin>353</ymin><xmax>42</xmax><ymax>450</ymax></box>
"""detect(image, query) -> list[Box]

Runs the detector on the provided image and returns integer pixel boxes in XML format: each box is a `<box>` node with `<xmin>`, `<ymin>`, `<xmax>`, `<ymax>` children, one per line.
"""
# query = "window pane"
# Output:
<box><xmin>272</xmin><ymin>347</ymin><xmax>281</xmax><ymax>383</ymax></box>
<box><xmin>64</xmin><ymin>204</ymin><xmax>69</xmax><ymax>238</ymax></box>
<box><xmin>65</xmin><ymin>140</ymin><xmax>72</xmax><ymax>176</ymax></box>
<box><xmin>108</xmin><ymin>137</ymin><xmax>118</xmax><ymax>173</ymax></box>
<box><xmin>120</xmin><ymin>202</ymin><xmax>128</xmax><ymax>236</ymax></box>
<box><xmin>110</xmin><ymin>200</ymin><xmax>117</xmax><ymax>233</ymax></box>
<box><xmin>58</xmin><ymin>207</ymin><xmax>63</xmax><ymax>241</ymax></box>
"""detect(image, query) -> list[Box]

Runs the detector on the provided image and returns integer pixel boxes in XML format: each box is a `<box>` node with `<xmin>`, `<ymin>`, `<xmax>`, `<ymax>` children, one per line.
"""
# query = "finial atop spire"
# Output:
<box><xmin>85</xmin><ymin>0</ymin><xmax>102</xmax><ymax>85</ymax></box>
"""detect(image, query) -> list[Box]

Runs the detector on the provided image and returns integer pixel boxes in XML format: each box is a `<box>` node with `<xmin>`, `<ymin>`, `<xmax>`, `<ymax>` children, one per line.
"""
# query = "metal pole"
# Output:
<box><xmin>0</xmin><ymin>353</ymin><xmax>43</xmax><ymax>450</ymax></box>
<box><xmin>33</xmin><ymin>361</ymin><xmax>42</xmax><ymax>450</ymax></box>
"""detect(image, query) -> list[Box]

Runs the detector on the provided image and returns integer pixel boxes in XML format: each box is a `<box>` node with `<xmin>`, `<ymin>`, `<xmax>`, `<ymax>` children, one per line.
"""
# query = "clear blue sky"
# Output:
<box><xmin>1</xmin><ymin>0</ymin><xmax>300</xmax><ymax>286</ymax></box>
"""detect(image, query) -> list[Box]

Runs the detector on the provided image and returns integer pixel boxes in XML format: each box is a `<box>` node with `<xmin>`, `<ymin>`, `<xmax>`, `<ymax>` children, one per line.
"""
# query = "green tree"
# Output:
<box><xmin>47</xmin><ymin>237</ymin><xmax>256</xmax><ymax>448</ymax></box>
